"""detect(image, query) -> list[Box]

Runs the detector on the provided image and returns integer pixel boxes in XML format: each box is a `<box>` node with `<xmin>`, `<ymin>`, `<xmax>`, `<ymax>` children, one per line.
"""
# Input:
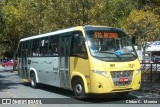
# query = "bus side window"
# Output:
<box><xmin>48</xmin><ymin>35</ymin><xmax>59</xmax><ymax>56</ymax></box>
<box><xmin>72</xmin><ymin>32</ymin><xmax>88</xmax><ymax>59</ymax></box>
<box><xmin>32</xmin><ymin>39</ymin><xmax>40</xmax><ymax>56</ymax></box>
<box><xmin>39</xmin><ymin>37</ymin><xmax>49</xmax><ymax>56</ymax></box>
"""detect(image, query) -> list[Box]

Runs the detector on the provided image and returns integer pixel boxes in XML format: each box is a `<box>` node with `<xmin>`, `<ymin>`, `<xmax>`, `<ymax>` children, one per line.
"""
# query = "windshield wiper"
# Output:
<box><xmin>121</xmin><ymin>52</ymin><xmax>136</xmax><ymax>57</ymax></box>
<box><xmin>95</xmin><ymin>51</ymin><xmax>136</xmax><ymax>58</ymax></box>
<box><xmin>95</xmin><ymin>51</ymin><xmax>119</xmax><ymax>57</ymax></box>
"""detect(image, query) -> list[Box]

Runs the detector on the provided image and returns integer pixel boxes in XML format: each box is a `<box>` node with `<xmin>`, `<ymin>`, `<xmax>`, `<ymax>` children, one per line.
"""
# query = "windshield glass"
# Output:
<box><xmin>86</xmin><ymin>30</ymin><xmax>137</xmax><ymax>61</ymax></box>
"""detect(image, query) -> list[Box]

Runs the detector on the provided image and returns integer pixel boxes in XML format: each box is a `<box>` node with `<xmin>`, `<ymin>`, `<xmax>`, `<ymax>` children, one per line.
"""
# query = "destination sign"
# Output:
<box><xmin>94</xmin><ymin>32</ymin><xmax>118</xmax><ymax>38</ymax></box>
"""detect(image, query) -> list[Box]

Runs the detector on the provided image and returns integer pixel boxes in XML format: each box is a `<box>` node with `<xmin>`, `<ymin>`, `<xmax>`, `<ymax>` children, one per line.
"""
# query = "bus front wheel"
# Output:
<box><xmin>30</xmin><ymin>73</ymin><xmax>38</xmax><ymax>88</ymax></box>
<box><xmin>73</xmin><ymin>78</ymin><xmax>86</xmax><ymax>99</ymax></box>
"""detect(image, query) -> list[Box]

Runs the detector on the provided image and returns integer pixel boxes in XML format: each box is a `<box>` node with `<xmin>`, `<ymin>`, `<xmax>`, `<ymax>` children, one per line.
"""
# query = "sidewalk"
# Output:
<box><xmin>140</xmin><ymin>82</ymin><xmax>160</xmax><ymax>94</ymax></box>
<box><xmin>131</xmin><ymin>82</ymin><xmax>160</xmax><ymax>98</ymax></box>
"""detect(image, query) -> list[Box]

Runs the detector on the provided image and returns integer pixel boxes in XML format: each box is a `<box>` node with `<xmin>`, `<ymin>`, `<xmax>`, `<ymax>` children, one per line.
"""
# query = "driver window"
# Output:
<box><xmin>71</xmin><ymin>31</ymin><xmax>88</xmax><ymax>58</ymax></box>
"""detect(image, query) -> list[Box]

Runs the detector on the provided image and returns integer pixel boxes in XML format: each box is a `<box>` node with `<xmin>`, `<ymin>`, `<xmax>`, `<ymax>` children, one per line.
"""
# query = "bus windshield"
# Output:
<box><xmin>85</xmin><ymin>30</ymin><xmax>137</xmax><ymax>61</ymax></box>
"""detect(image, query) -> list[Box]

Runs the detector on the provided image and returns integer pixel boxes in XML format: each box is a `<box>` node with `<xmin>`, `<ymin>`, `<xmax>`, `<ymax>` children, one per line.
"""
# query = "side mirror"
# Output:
<box><xmin>74</xmin><ymin>34</ymin><xmax>85</xmax><ymax>42</ymax></box>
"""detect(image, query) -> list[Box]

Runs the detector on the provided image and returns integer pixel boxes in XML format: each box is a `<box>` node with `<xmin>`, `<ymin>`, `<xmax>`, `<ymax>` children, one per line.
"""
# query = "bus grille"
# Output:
<box><xmin>113</xmin><ymin>81</ymin><xmax>132</xmax><ymax>86</ymax></box>
<box><xmin>110</xmin><ymin>70</ymin><xmax>133</xmax><ymax>86</ymax></box>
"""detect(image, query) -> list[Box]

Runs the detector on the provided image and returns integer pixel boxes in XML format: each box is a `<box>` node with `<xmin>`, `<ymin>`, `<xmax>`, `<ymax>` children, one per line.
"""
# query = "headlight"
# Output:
<box><xmin>92</xmin><ymin>70</ymin><xmax>108</xmax><ymax>78</ymax></box>
<box><xmin>136</xmin><ymin>68</ymin><xmax>141</xmax><ymax>75</ymax></box>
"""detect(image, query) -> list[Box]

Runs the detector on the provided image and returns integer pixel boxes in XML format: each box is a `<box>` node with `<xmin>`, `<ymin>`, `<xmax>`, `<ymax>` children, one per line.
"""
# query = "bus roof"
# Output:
<box><xmin>20</xmin><ymin>25</ymin><xmax>121</xmax><ymax>42</ymax></box>
<box><xmin>20</xmin><ymin>27</ymin><xmax>75</xmax><ymax>42</ymax></box>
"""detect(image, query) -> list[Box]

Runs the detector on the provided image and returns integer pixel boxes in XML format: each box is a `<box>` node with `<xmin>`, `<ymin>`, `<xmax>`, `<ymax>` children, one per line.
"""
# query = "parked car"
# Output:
<box><xmin>2</xmin><ymin>59</ymin><xmax>14</xmax><ymax>67</ymax></box>
<box><xmin>144</xmin><ymin>54</ymin><xmax>151</xmax><ymax>63</ymax></box>
<box><xmin>152</xmin><ymin>55</ymin><xmax>160</xmax><ymax>63</ymax></box>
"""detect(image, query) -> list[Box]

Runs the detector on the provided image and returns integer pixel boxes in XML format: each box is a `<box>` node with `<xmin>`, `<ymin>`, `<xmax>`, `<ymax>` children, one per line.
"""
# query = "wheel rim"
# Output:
<box><xmin>75</xmin><ymin>84</ymin><xmax>83</xmax><ymax>95</ymax></box>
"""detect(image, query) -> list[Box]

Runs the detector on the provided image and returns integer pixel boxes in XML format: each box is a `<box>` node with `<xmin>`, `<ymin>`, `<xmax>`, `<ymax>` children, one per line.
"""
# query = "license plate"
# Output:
<box><xmin>119</xmin><ymin>77</ymin><xmax>129</xmax><ymax>82</ymax></box>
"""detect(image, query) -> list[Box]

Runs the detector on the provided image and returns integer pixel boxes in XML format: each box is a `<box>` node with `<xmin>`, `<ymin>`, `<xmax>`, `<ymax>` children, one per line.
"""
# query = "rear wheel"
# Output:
<box><xmin>30</xmin><ymin>73</ymin><xmax>38</xmax><ymax>88</ymax></box>
<box><xmin>73</xmin><ymin>78</ymin><xmax>86</xmax><ymax>99</ymax></box>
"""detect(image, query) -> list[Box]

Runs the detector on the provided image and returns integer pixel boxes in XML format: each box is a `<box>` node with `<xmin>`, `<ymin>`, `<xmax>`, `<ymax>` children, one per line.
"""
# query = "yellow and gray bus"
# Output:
<box><xmin>17</xmin><ymin>25</ymin><xmax>141</xmax><ymax>98</ymax></box>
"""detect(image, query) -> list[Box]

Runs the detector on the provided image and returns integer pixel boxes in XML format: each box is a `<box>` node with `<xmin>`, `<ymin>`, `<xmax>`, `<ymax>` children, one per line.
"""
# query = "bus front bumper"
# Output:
<box><xmin>88</xmin><ymin>73</ymin><xmax>141</xmax><ymax>94</ymax></box>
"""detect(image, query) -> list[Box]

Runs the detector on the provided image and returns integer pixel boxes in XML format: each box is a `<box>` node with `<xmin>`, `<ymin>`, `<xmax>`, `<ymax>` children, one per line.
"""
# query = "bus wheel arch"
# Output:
<box><xmin>71</xmin><ymin>76</ymin><xmax>87</xmax><ymax>98</ymax></box>
<box><xmin>30</xmin><ymin>70</ymin><xmax>38</xmax><ymax>88</ymax></box>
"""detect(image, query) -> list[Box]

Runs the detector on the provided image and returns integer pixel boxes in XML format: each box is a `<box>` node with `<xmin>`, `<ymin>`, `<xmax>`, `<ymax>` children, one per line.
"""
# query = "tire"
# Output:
<box><xmin>30</xmin><ymin>73</ymin><xmax>38</xmax><ymax>88</ymax></box>
<box><xmin>73</xmin><ymin>78</ymin><xmax>86</xmax><ymax>99</ymax></box>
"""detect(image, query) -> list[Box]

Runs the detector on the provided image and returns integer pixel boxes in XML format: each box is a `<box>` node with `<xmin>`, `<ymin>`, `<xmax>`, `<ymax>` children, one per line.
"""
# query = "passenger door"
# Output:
<box><xmin>21</xmin><ymin>43</ymin><xmax>29</xmax><ymax>79</ymax></box>
<box><xmin>59</xmin><ymin>34</ymin><xmax>72</xmax><ymax>89</ymax></box>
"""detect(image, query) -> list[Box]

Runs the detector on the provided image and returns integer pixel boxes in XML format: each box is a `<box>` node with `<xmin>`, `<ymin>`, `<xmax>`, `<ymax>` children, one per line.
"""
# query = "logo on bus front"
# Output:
<box><xmin>110</xmin><ymin>64</ymin><xmax>115</xmax><ymax>67</ymax></box>
<box><xmin>128</xmin><ymin>64</ymin><xmax>135</xmax><ymax>68</ymax></box>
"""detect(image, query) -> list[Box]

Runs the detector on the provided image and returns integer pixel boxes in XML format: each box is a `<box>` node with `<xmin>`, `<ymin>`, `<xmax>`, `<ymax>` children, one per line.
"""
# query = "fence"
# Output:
<box><xmin>141</xmin><ymin>60</ymin><xmax>160</xmax><ymax>82</ymax></box>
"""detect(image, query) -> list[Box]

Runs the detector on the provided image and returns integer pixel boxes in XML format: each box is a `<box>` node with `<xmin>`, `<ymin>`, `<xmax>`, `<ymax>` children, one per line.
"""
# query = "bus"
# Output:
<box><xmin>17</xmin><ymin>25</ymin><xmax>141</xmax><ymax>98</ymax></box>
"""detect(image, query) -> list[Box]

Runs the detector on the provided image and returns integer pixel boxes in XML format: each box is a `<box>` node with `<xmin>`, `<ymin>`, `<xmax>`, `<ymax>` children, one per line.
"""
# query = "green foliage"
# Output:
<box><xmin>0</xmin><ymin>0</ymin><xmax>160</xmax><ymax>58</ymax></box>
<box><xmin>105</xmin><ymin>0</ymin><xmax>136</xmax><ymax>27</ymax></box>
<box><xmin>124</xmin><ymin>9</ymin><xmax>160</xmax><ymax>44</ymax></box>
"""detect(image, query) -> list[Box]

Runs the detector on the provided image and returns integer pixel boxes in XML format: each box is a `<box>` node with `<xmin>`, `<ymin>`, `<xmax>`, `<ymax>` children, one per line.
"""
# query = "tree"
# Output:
<box><xmin>0</xmin><ymin>0</ymin><xmax>159</xmax><ymax>61</ymax></box>
<box><xmin>0</xmin><ymin>0</ymin><xmax>10</xmax><ymax>58</ymax></box>
<box><xmin>1</xmin><ymin>0</ymin><xmax>43</xmax><ymax>59</ymax></box>
<box><xmin>105</xmin><ymin>0</ymin><xmax>136</xmax><ymax>28</ymax></box>
<box><xmin>123</xmin><ymin>9</ymin><xmax>160</xmax><ymax>58</ymax></box>
<box><xmin>1</xmin><ymin>0</ymin><xmax>27</xmax><ymax>59</ymax></box>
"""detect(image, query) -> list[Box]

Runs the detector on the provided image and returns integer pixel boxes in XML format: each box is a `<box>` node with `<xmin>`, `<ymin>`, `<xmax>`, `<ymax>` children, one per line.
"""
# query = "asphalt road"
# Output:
<box><xmin>0</xmin><ymin>66</ymin><xmax>159</xmax><ymax>107</ymax></box>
